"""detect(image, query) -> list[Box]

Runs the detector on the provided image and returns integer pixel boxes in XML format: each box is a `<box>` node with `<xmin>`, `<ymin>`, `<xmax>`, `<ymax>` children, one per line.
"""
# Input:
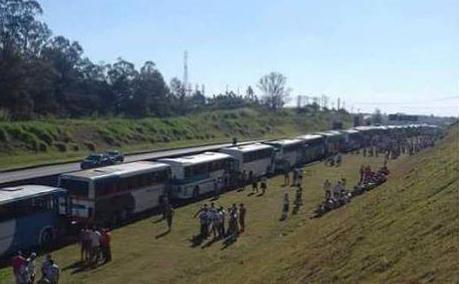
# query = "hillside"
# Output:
<box><xmin>0</xmin><ymin>124</ymin><xmax>456</xmax><ymax>284</ymax></box>
<box><xmin>0</xmin><ymin>108</ymin><xmax>351</xmax><ymax>170</ymax></box>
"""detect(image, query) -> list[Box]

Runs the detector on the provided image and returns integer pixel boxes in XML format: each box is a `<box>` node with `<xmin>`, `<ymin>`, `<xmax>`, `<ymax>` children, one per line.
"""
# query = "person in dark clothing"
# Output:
<box><xmin>239</xmin><ymin>203</ymin><xmax>246</xmax><ymax>233</ymax></box>
<box><xmin>165</xmin><ymin>204</ymin><xmax>174</xmax><ymax>231</ymax></box>
<box><xmin>194</xmin><ymin>204</ymin><xmax>209</xmax><ymax>238</ymax></box>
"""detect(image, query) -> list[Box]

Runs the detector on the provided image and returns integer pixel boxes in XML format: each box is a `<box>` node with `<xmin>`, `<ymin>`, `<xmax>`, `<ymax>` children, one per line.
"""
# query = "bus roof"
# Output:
<box><xmin>296</xmin><ymin>134</ymin><xmax>324</xmax><ymax>141</ymax></box>
<box><xmin>60</xmin><ymin>161</ymin><xmax>170</xmax><ymax>180</ymax></box>
<box><xmin>0</xmin><ymin>185</ymin><xmax>65</xmax><ymax>206</ymax></box>
<box><xmin>315</xmin><ymin>130</ymin><xmax>343</xmax><ymax>137</ymax></box>
<box><xmin>341</xmin><ymin>129</ymin><xmax>360</xmax><ymax>134</ymax></box>
<box><xmin>159</xmin><ymin>152</ymin><xmax>233</xmax><ymax>166</ymax></box>
<box><xmin>264</xmin><ymin>138</ymin><xmax>303</xmax><ymax>146</ymax></box>
<box><xmin>221</xmin><ymin>143</ymin><xmax>273</xmax><ymax>153</ymax></box>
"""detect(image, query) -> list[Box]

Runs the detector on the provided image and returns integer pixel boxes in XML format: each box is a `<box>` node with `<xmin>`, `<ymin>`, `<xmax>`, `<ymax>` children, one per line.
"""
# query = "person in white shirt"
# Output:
<box><xmin>89</xmin><ymin>228</ymin><xmax>102</xmax><ymax>266</ymax></box>
<box><xmin>26</xmin><ymin>252</ymin><xmax>37</xmax><ymax>284</ymax></box>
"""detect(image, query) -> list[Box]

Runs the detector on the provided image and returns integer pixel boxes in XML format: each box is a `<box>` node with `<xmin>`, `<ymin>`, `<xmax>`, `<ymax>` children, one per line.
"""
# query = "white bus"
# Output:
<box><xmin>264</xmin><ymin>139</ymin><xmax>304</xmax><ymax>171</ymax></box>
<box><xmin>220</xmin><ymin>143</ymin><xmax>274</xmax><ymax>178</ymax></box>
<box><xmin>315</xmin><ymin>130</ymin><xmax>345</xmax><ymax>154</ymax></box>
<box><xmin>58</xmin><ymin>161</ymin><xmax>171</xmax><ymax>225</ymax></box>
<box><xmin>296</xmin><ymin>134</ymin><xmax>326</xmax><ymax>163</ymax></box>
<box><xmin>0</xmin><ymin>185</ymin><xmax>66</xmax><ymax>257</ymax></box>
<box><xmin>159</xmin><ymin>152</ymin><xmax>236</xmax><ymax>199</ymax></box>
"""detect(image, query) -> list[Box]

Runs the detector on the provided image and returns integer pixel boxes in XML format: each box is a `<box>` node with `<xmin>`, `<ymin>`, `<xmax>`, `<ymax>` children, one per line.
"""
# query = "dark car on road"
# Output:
<box><xmin>105</xmin><ymin>150</ymin><xmax>125</xmax><ymax>163</ymax></box>
<box><xmin>80</xmin><ymin>153</ymin><xmax>114</xmax><ymax>169</ymax></box>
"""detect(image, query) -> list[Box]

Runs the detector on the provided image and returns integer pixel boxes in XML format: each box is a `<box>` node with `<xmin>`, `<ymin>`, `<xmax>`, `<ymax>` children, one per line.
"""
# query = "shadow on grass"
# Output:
<box><xmin>221</xmin><ymin>236</ymin><xmax>237</xmax><ymax>250</ymax></box>
<box><xmin>189</xmin><ymin>234</ymin><xmax>206</xmax><ymax>248</ymax></box>
<box><xmin>155</xmin><ymin>230</ymin><xmax>171</xmax><ymax>239</ymax></box>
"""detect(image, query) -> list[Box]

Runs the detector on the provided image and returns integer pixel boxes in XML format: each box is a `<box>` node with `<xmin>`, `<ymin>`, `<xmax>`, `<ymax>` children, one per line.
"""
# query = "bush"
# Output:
<box><xmin>0</xmin><ymin>128</ymin><xmax>9</xmax><ymax>142</ymax></box>
<box><xmin>27</xmin><ymin>127</ymin><xmax>54</xmax><ymax>145</ymax></box>
<box><xmin>54</xmin><ymin>142</ymin><xmax>67</xmax><ymax>152</ymax></box>
<box><xmin>37</xmin><ymin>142</ymin><xmax>48</xmax><ymax>152</ymax></box>
<box><xmin>69</xmin><ymin>143</ymin><xmax>79</xmax><ymax>151</ymax></box>
<box><xmin>84</xmin><ymin>141</ymin><xmax>96</xmax><ymax>151</ymax></box>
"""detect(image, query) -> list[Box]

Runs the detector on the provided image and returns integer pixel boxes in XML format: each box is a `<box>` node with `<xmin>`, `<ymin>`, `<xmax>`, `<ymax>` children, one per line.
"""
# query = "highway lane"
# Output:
<box><xmin>0</xmin><ymin>141</ymin><xmax>258</xmax><ymax>186</ymax></box>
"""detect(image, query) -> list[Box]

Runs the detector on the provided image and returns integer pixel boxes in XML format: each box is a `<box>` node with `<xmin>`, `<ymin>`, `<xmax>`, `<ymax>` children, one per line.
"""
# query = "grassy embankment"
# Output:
<box><xmin>0</xmin><ymin>125</ymin><xmax>456</xmax><ymax>283</ymax></box>
<box><xmin>0</xmin><ymin>108</ymin><xmax>350</xmax><ymax>171</ymax></box>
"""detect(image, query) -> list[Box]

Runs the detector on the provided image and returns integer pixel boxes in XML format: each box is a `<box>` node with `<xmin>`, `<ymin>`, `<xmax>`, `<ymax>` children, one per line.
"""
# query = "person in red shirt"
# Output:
<box><xmin>12</xmin><ymin>251</ymin><xmax>26</xmax><ymax>284</ymax></box>
<box><xmin>100</xmin><ymin>228</ymin><xmax>112</xmax><ymax>263</ymax></box>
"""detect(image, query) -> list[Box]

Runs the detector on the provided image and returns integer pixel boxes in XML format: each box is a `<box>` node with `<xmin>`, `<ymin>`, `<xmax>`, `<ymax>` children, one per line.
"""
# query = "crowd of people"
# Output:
<box><xmin>78</xmin><ymin>226</ymin><xmax>112</xmax><ymax>268</ymax></box>
<box><xmin>12</xmin><ymin>252</ymin><xmax>59</xmax><ymax>284</ymax></box>
<box><xmin>193</xmin><ymin>202</ymin><xmax>246</xmax><ymax>242</ymax></box>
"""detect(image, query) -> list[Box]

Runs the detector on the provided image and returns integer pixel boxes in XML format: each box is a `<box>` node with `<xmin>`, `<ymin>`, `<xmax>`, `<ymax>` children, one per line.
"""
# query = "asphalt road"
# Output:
<box><xmin>0</xmin><ymin>141</ymin><xmax>258</xmax><ymax>186</ymax></box>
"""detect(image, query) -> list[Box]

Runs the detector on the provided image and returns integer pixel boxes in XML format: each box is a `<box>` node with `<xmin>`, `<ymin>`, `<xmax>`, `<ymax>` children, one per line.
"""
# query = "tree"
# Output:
<box><xmin>257</xmin><ymin>72</ymin><xmax>290</xmax><ymax>111</ymax></box>
<box><xmin>133</xmin><ymin>61</ymin><xmax>169</xmax><ymax>116</ymax></box>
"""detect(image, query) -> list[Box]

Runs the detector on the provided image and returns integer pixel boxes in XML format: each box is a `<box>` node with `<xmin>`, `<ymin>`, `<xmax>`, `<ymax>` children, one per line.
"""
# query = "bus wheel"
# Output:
<box><xmin>40</xmin><ymin>228</ymin><xmax>54</xmax><ymax>247</ymax></box>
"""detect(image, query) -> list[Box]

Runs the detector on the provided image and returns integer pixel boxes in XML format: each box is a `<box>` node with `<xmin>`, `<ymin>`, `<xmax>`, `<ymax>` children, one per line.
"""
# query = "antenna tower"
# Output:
<box><xmin>183</xmin><ymin>50</ymin><xmax>189</xmax><ymax>95</ymax></box>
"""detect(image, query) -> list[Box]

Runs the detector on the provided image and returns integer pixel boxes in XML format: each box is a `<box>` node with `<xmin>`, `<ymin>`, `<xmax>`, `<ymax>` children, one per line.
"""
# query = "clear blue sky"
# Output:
<box><xmin>39</xmin><ymin>0</ymin><xmax>458</xmax><ymax>116</ymax></box>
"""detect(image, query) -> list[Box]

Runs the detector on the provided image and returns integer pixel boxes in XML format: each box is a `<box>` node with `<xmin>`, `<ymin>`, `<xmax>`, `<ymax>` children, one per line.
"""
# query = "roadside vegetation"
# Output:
<box><xmin>1</xmin><ymin>125</ymin><xmax>456</xmax><ymax>284</ymax></box>
<box><xmin>0</xmin><ymin>108</ymin><xmax>351</xmax><ymax>170</ymax></box>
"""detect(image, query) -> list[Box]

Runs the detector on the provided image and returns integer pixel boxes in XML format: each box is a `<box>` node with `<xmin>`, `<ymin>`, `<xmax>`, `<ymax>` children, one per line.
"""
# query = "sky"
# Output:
<box><xmin>39</xmin><ymin>0</ymin><xmax>459</xmax><ymax>116</ymax></box>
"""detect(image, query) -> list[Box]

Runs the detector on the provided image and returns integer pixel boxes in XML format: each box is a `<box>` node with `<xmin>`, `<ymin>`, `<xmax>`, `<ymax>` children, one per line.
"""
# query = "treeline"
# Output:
<box><xmin>1</xmin><ymin>0</ymin><xmax>271</xmax><ymax>120</ymax></box>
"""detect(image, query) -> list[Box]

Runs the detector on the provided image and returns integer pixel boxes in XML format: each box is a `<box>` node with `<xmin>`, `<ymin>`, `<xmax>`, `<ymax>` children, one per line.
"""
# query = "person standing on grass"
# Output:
<box><xmin>89</xmin><ymin>227</ymin><xmax>101</xmax><ymax>267</ymax></box>
<box><xmin>252</xmin><ymin>177</ymin><xmax>259</xmax><ymax>193</ymax></box>
<box><xmin>260</xmin><ymin>176</ymin><xmax>267</xmax><ymax>195</ymax></box>
<box><xmin>283</xmin><ymin>168</ymin><xmax>290</xmax><ymax>185</ymax></box>
<box><xmin>165</xmin><ymin>204</ymin><xmax>175</xmax><ymax>232</ymax></box>
<box><xmin>228</xmin><ymin>204</ymin><xmax>239</xmax><ymax>241</ymax></box>
<box><xmin>12</xmin><ymin>251</ymin><xmax>26</xmax><ymax>284</ymax></box>
<box><xmin>239</xmin><ymin>203</ymin><xmax>246</xmax><ymax>233</ymax></box>
<box><xmin>26</xmin><ymin>252</ymin><xmax>37</xmax><ymax>284</ymax></box>
<box><xmin>209</xmin><ymin>203</ymin><xmax>219</xmax><ymax>239</ymax></box>
<box><xmin>194</xmin><ymin>204</ymin><xmax>209</xmax><ymax>238</ymax></box>
<box><xmin>100</xmin><ymin>228</ymin><xmax>112</xmax><ymax>263</ymax></box>
<box><xmin>240</xmin><ymin>170</ymin><xmax>247</xmax><ymax>191</ymax></box>
<box><xmin>297</xmin><ymin>169</ymin><xmax>303</xmax><ymax>186</ymax></box>
<box><xmin>41</xmin><ymin>259</ymin><xmax>59</xmax><ymax>284</ymax></box>
<box><xmin>281</xmin><ymin>192</ymin><xmax>290</xmax><ymax>220</ymax></box>
<box><xmin>79</xmin><ymin>226</ymin><xmax>90</xmax><ymax>264</ymax></box>
<box><xmin>218</xmin><ymin>206</ymin><xmax>226</xmax><ymax>238</ymax></box>
<box><xmin>292</xmin><ymin>168</ymin><xmax>299</xmax><ymax>186</ymax></box>
<box><xmin>323</xmin><ymin>179</ymin><xmax>331</xmax><ymax>199</ymax></box>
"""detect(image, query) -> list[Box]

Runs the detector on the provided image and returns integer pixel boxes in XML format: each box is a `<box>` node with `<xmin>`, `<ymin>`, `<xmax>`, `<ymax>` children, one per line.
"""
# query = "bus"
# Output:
<box><xmin>341</xmin><ymin>129</ymin><xmax>362</xmax><ymax>152</ymax></box>
<box><xmin>220</xmin><ymin>143</ymin><xmax>275</xmax><ymax>178</ymax></box>
<box><xmin>0</xmin><ymin>185</ymin><xmax>66</xmax><ymax>257</ymax></box>
<box><xmin>296</xmin><ymin>134</ymin><xmax>326</xmax><ymax>163</ymax></box>
<box><xmin>58</xmin><ymin>161</ymin><xmax>171</xmax><ymax>225</ymax></box>
<box><xmin>315</xmin><ymin>131</ymin><xmax>345</xmax><ymax>155</ymax></box>
<box><xmin>264</xmin><ymin>139</ymin><xmax>304</xmax><ymax>171</ymax></box>
<box><xmin>159</xmin><ymin>152</ymin><xmax>237</xmax><ymax>199</ymax></box>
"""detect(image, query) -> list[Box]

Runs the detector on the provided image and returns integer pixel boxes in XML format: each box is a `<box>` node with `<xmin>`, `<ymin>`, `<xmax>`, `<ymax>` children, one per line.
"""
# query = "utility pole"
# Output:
<box><xmin>183</xmin><ymin>50</ymin><xmax>190</xmax><ymax>96</ymax></box>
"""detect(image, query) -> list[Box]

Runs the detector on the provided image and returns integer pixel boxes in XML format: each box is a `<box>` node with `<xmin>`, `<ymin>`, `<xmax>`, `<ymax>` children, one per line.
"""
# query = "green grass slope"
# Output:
<box><xmin>0</xmin><ymin>125</ymin><xmax>455</xmax><ymax>284</ymax></box>
<box><xmin>0</xmin><ymin>108</ymin><xmax>350</xmax><ymax>170</ymax></box>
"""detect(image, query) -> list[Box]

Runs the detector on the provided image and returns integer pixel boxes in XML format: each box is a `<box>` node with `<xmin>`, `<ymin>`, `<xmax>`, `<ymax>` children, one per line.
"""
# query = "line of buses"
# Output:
<box><xmin>0</xmin><ymin>124</ymin><xmax>442</xmax><ymax>257</ymax></box>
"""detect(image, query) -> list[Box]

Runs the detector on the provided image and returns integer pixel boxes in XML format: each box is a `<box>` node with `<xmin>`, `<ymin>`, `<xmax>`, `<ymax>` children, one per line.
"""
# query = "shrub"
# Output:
<box><xmin>84</xmin><ymin>141</ymin><xmax>96</xmax><ymax>151</ymax></box>
<box><xmin>37</xmin><ymin>142</ymin><xmax>48</xmax><ymax>152</ymax></box>
<box><xmin>0</xmin><ymin>128</ymin><xmax>9</xmax><ymax>142</ymax></box>
<box><xmin>54</xmin><ymin>142</ymin><xmax>67</xmax><ymax>152</ymax></box>
<box><xmin>69</xmin><ymin>144</ymin><xmax>79</xmax><ymax>151</ymax></box>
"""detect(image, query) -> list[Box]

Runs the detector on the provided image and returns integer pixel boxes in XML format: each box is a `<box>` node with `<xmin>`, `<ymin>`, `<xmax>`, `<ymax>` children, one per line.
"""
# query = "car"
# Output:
<box><xmin>105</xmin><ymin>150</ymin><xmax>125</xmax><ymax>163</ymax></box>
<box><xmin>80</xmin><ymin>153</ymin><xmax>114</xmax><ymax>169</ymax></box>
